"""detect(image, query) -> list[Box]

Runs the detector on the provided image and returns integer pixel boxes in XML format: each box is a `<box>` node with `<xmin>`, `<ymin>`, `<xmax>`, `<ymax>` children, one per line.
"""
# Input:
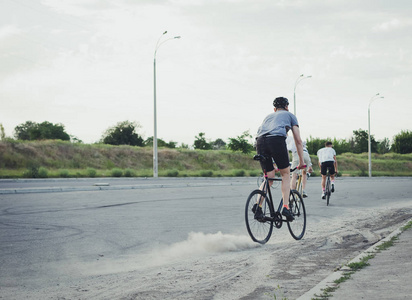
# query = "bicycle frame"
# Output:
<box><xmin>295</xmin><ymin>170</ymin><xmax>303</xmax><ymax>195</ymax></box>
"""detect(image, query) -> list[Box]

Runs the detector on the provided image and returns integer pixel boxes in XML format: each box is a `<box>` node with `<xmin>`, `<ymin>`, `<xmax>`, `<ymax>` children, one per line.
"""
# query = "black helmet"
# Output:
<box><xmin>273</xmin><ymin>97</ymin><xmax>289</xmax><ymax>108</ymax></box>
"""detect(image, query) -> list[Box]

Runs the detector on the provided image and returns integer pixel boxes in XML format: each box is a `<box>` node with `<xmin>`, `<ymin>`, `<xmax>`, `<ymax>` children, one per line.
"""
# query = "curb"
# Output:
<box><xmin>297</xmin><ymin>218</ymin><xmax>412</xmax><ymax>300</ymax></box>
<box><xmin>0</xmin><ymin>181</ymin><xmax>247</xmax><ymax>195</ymax></box>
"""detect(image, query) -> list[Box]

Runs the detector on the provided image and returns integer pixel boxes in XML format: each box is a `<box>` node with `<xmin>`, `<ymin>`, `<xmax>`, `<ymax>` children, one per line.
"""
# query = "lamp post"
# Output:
<box><xmin>153</xmin><ymin>31</ymin><xmax>181</xmax><ymax>178</ymax></box>
<box><xmin>368</xmin><ymin>93</ymin><xmax>384</xmax><ymax>177</ymax></box>
<box><xmin>293</xmin><ymin>74</ymin><xmax>312</xmax><ymax>116</ymax></box>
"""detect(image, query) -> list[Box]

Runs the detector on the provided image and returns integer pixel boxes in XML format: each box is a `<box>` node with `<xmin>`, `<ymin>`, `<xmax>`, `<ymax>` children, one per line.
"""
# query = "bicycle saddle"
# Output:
<box><xmin>253</xmin><ymin>154</ymin><xmax>268</xmax><ymax>161</ymax></box>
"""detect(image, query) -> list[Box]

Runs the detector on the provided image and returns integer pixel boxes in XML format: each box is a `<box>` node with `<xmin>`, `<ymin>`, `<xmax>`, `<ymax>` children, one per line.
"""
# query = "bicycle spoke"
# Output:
<box><xmin>287</xmin><ymin>190</ymin><xmax>306</xmax><ymax>240</ymax></box>
<box><xmin>245</xmin><ymin>190</ymin><xmax>273</xmax><ymax>244</ymax></box>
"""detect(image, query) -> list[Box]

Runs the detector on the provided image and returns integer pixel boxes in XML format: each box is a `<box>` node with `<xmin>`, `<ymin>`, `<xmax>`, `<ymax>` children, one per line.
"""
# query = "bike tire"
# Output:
<box><xmin>287</xmin><ymin>190</ymin><xmax>306</xmax><ymax>240</ymax></box>
<box><xmin>245</xmin><ymin>190</ymin><xmax>274</xmax><ymax>244</ymax></box>
<box><xmin>326</xmin><ymin>177</ymin><xmax>331</xmax><ymax>206</ymax></box>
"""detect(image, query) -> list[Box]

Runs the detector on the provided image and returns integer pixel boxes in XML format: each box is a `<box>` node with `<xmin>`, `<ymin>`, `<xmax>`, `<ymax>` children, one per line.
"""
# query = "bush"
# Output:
<box><xmin>166</xmin><ymin>169</ymin><xmax>179</xmax><ymax>177</ymax></box>
<box><xmin>233</xmin><ymin>169</ymin><xmax>246</xmax><ymax>177</ymax></box>
<box><xmin>86</xmin><ymin>168</ymin><xmax>97</xmax><ymax>178</ymax></box>
<box><xmin>249</xmin><ymin>170</ymin><xmax>260</xmax><ymax>177</ymax></box>
<box><xmin>200</xmin><ymin>170</ymin><xmax>213</xmax><ymax>177</ymax></box>
<box><xmin>59</xmin><ymin>169</ymin><xmax>69</xmax><ymax>178</ymax></box>
<box><xmin>111</xmin><ymin>168</ymin><xmax>123</xmax><ymax>177</ymax></box>
<box><xmin>23</xmin><ymin>163</ymin><xmax>39</xmax><ymax>178</ymax></box>
<box><xmin>124</xmin><ymin>168</ymin><xmax>136</xmax><ymax>177</ymax></box>
<box><xmin>392</xmin><ymin>130</ymin><xmax>412</xmax><ymax>154</ymax></box>
<box><xmin>38</xmin><ymin>167</ymin><xmax>48</xmax><ymax>178</ymax></box>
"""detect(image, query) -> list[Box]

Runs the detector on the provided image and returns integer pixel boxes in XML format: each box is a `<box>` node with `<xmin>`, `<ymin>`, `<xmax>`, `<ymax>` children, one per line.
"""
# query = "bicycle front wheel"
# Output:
<box><xmin>287</xmin><ymin>190</ymin><xmax>306</xmax><ymax>240</ymax></box>
<box><xmin>245</xmin><ymin>190</ymin><xmax>273</xmax><ymax>244</ymax></box>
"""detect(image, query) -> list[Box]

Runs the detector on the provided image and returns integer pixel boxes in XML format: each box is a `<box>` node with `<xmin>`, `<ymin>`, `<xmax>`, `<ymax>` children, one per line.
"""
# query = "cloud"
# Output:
<box><xmin>373</xmin><ymin>19</ymin><xmax>402</xmax><ymax>32</ymax></box>
<box><xmin>0</xmin><ymin>25</ymin><xmax>21</xmax><ymax>40</ymax></box>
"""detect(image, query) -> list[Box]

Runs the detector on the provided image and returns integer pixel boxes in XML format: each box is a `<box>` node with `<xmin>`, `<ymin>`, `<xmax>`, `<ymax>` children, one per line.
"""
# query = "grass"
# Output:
<box><xmin>375</xmin><ymin>236</ymin><xmax>399</xmax><ymax>251</ymax></box>
<box><xmin>312</xmin><ymin>220</ymin><xmax>412</xmax><ymax>300</ymax></box>
<box><xmin>0</xmin><ymin>140</ymin><xmax>411</xmax><ymax>178</ymax></box>
<box><xmin>401</xmin><ymin>220</ymin><xmax>412</xmax><ymax>231</ymax></box>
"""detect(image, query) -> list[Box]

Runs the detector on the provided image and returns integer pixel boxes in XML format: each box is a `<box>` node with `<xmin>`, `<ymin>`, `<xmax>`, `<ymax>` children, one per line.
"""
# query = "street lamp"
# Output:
<box><xmin>368</xmin><ymin>93</ymin><xmax>384</xmax><ymax>177</ymax></box>
<box><xmin>293</xmin><ymin>74</ymin><xmax>312</xmax><ymax>116</ymax></box>
<box><xmin>153</xmin><ymin>31</ymin><xmax>181</xmax><ymax>178</ymax></box>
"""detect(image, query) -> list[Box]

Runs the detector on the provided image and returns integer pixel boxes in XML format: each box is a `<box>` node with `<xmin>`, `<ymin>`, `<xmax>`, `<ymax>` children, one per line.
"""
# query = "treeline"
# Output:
<box><xmin>306</xmin><ymin>129</ymin><xmax>412</xmax><ymax>155</ymax></box>
<box><xmin>1</xmin><ymin>120</ymin><xmax>412</xmax><ymax>154</ymax></box>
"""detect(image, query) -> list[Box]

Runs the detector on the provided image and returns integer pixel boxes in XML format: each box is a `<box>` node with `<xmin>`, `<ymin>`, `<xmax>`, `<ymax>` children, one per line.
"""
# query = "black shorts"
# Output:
<box><xmin>256</xmin><ymin>135</ymin><xmax>289</xmax><ymax>171</ymax></box>
<box><xmin>321</xmin><ymin>161</ymin><xmax>335</xmax><ymax>175</ymax></box>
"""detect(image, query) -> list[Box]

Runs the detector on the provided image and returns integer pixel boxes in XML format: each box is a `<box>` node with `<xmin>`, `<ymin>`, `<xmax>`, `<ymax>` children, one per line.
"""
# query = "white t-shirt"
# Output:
<box><xmin>287</xmin><ymin>136</ymin><xmax>308</xmax><ymax>153</ymax></box>
<box><xmin>317</xmin><ymin>147</ymin><xmax>336</xmax><ymax>163</ymax></box>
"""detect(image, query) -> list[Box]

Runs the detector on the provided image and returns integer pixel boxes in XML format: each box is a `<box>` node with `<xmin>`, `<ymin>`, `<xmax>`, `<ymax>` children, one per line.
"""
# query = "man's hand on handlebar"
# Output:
<box><xmin>297</xmin><ymin>163</ymin><xmax>306</xmax><ymax>170</ymax></box>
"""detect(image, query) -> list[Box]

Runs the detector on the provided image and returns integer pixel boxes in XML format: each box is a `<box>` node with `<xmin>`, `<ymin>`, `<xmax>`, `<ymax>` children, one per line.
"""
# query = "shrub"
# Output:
<box><xmin>200</xmin><ymin>170</ymin><xmax>213</xmax><ymax>177</ymax></box>
<box><xmin>392</xmin><ymin>130</ymin><xmax>412</xmax><ymax>154</ymax></box>
<box><xmin>86</xmin><ymin>168</ymin><xmax>97</xmax><ymax>178</ymax></box>
<box><xmin>166</xmin><ymin>169</ymin><xmax>179</xmax><ymax>177</ymax></box>
<box><xmin>249</xmin><ymin>170</ymin><xmax>260</xmax><ymax>177</ymax></box>
<box><xmin>38</xmin><ymin>167</ymin><xmax>48</xmax><ymax>178</ymax></box>
<box><xmin>23</xmin><ymin>163</ymin><xmax>39</xmax><ymax>178</ymax></box>
<box><xmin>124</xmin><ymin>168</ymin><xmax>136</xmax><ymax>177</ymax></box>
<box><xmin>233</xmin><ymin>169</ymin><xmax>246</xmax><ymax>177</ymax></box>
<box><xmin>59</xmin><ymin>169</ymin><xmax>69</xmax><ymax>178</ymax></box>
<box><xmin>111</xmin><ymin>168</ymin><xmax>123</xmax><ymax>177</ymax></box>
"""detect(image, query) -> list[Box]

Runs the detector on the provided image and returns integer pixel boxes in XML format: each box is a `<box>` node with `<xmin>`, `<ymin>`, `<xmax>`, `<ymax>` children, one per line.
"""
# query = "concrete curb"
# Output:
<box><xmin>0</xmin><ymin>181</ymin><xmax>247</xmax><ymax>195</ymax></box>
<box><xmin>297</xmin><ymin>218</ymin><xmax>412</xmax><ymax>300</ymax></box>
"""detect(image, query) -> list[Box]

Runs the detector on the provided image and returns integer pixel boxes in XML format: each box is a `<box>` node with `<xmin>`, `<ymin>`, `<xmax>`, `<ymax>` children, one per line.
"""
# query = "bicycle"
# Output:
<box><xmin>245</xmin><ymin>155</ymin><xmax>307</xmax><ymax>244</ymax></box>
<box><xmin>257</xmin><ymin>163</ymin><xmax>280</xmax><ymax>189</ymax></box>
<box><xmin>294</xmin><ymin>168</ymin><xmax>304</xmax><ymax>196</ymax></box>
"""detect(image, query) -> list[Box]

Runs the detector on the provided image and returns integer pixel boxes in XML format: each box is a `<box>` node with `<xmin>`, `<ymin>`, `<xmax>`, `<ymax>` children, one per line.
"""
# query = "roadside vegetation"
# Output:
<box><xmin>0</xmin><ymin>120</ymin><xmax>411</xmax><ymax>178</ymax></box>
<box><xmin>0</xmin><ymin>140</ymin><xmax>411</xmax><ymax>178</ymax></box>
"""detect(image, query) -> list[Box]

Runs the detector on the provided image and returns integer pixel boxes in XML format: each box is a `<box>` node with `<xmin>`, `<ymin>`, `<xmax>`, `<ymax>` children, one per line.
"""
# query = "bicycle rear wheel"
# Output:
<box><xmin>287</xmin><ymin>190</ymin><xmax>306</xmax><ymax>240</ymax></box>
<box><xmin>326</xmin><ymin>177</ymin><xmax>331</xmax><ymax>206</ymax></box>
<box><xmin>245</xmin><ymin>190</ymin><xmax>273</xmax><ymax>244</ymax></box>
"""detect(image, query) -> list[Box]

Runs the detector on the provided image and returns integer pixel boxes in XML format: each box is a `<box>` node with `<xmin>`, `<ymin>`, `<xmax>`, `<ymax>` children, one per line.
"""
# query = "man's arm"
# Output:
<box><xmin>334</xmin><ymin>155</ymin><xmax>338</xmax><ymax>173</ymax></box>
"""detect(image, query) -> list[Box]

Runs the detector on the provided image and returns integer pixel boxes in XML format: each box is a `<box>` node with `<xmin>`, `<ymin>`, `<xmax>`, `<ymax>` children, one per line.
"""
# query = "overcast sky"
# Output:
<box><xmin>1</xmin><ymin>0</ymin><xmax>411</xmax><ymax>146</ymax></box>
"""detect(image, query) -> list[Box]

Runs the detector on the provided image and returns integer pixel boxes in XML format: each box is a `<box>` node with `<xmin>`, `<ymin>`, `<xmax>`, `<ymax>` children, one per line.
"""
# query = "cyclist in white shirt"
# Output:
<box><xmin>317</xmin><ymin>141</ymin><xmax>338</xmax><ymax>199</ymax></box>
<box><xmin>287</xmin><ymin>137</ymin><xmax>313</xmax><ymax>197</ymax></box>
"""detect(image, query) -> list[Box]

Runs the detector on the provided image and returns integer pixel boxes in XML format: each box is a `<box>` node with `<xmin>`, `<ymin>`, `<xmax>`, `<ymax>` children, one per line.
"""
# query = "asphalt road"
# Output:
<box><xmin>0</xmin><ymin>177</ymin><xmax>411</xmax><ymax>299</ymax></box>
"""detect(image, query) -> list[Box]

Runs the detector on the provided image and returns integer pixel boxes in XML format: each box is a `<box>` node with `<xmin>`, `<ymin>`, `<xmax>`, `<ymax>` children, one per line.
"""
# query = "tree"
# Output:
<box><xmin>194</xmin><ymin>132</ymin><xmax>212</xmax><ymax>150</ymax></box>
<box><xmin>101</xmin><ymin>121</ymin><xmax>144</xmax><ymax>146</ymax></box>
<box><xmin>227</xmin><ymin>131</ymin><xmax>254</xmax><ymax>154</ymax></box>
<box><xmin>392</xmin><ymin>130</ymin><xmax>412</xmax><ymax>154</ymax></box>
<box><xmin>0</xmin><ymin>123</ymin><xmax>5</xmax><ymax>140</ymax></box>
<box><xmin>353</xmin><ymin>129</ymin><xmax>377</xmax><ymax>153</ymax></box>
<box><xmin>14</xmin><ymin>121</ymin><xmax>70</xmax><ymax>141</ymax></box>
<box><xmin>212</xmin><ymin>138</ymin><xmax>226</xmax><ymax>150</ymax></box>
<box><xmin>144</xmin><ymin>137</ymin><xmax>177</xmax><ymax>148</ymax></box>
<box><xmin>306</xmin><ymin>136</ymin><xmax>328</xmax><ymax>155</ymax></box>
<box><xmin>377</xmin><ymin>138</ymin><xmax>391</xmax><ymax>154</ymax></box>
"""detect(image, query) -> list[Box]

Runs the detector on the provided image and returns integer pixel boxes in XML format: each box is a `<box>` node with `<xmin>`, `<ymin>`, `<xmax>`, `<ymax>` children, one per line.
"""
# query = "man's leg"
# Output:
<box><xmin>254</xmin><ymin>169</ymin><xmax>276</xmax><ymax>220</ymax></box>
<box><xmin>290</xmin><ymin>172</ymin><xmax>297</xmax><ymax>189</ymax></box>
<box><xmin>321</xmin><ymin>175</ymin><xmax>326</xmax><ymax>199</ymax></box>
<box><xmin>301</xmin><ymin>169</ymin><xmax>308</xmax><ymax>197</ymax></box>
<box><xmin>258</xmin><ymin>169</ymin><xmax>275</xmax><ymax>204</ymax></box>
<box><xmin>330</xmin><ymin>173</ymin><xmax>335</xmax><ymax>192</ymax></box>
<box><xmin>279</xmin><ymin>167</ymin><xmax>290</xmax><ymax>207</ymax></box>
<box><xmin>302</xmin><ymin>169</ymin><xmax>307</xmax><ymax>189</ymax></box>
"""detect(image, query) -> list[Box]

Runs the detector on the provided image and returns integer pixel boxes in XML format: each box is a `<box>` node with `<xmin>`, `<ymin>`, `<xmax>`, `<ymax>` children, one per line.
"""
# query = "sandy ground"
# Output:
<box><xmin>3</xmin><ymin>204</ymin><xmax>410</xmax><ymax>300</ymax></box>
<box><xmin>1</xmin><ymin>177</ymin><xmax>412</xmax><ymax>300</ymax></box>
